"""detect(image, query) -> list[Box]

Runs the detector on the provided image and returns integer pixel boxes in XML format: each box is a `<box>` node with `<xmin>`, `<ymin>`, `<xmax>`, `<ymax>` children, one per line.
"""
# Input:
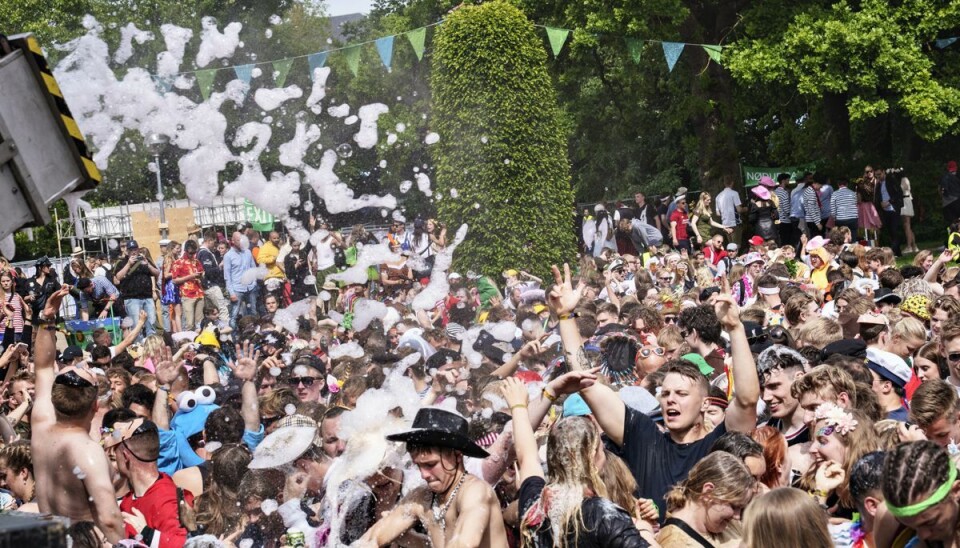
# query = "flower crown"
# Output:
<box><xmin>814</xmin><ymin>402</ymin><xmax>858</xmax><ymax>436</ymax></box>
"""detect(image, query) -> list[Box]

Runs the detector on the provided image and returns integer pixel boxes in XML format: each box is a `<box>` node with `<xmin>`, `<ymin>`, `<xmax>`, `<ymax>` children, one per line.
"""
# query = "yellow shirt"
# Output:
<box><xmin>257</xmin><ymin>241</ymin><xmax>285</xmax><ymax>280</ymax></box>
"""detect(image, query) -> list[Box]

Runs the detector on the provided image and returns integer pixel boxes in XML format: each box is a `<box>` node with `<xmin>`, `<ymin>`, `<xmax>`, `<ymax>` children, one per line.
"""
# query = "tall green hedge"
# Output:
<box><xmin>431</xmin><ymin>1</ymin><xmax>576</xmax><ymax>279</ymax></box>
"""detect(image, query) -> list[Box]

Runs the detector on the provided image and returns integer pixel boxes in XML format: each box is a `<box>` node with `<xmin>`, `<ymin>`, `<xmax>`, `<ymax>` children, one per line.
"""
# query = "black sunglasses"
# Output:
<box><xmin>663</xmin><ymin>316</ymin><xmax>677</xmax><ymax>324</ymax></box>
<box><xmin>948</xmin><ymin>352</ymin><xmax>960</xmax><ymax>363</ymax></box>
<box><xmin>287</xmin><ymin>376</ymin><xmax>317</xmax><ymax>387</ymax></box>
<box><xmin>55</xmin><ymin>370</ymin><xmax>95</xmax><ymax>388</ymax></box>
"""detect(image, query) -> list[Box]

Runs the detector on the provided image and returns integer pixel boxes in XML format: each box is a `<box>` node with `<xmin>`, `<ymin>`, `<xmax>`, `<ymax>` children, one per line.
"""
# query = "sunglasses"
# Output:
<box><xmin>262</xmin><ymin>415</ymin><xmax>282</xmax><ymax>428</ymax></box>
<box><xmin>680</xmin><ymin>329</ymin><xmax>691</xmax><ymax>338</ymax></box>
<box><xmin>55</xmin><ymin>370</ymin><xmax>96</xmax><ymax>388</ymax></box>
<box><xmin>947</xmin><ymin>352</ymin><xmax>960</xmax><ymax>363</ymax></box>
<box><xmin>639</xmin><ymin>347</ymin><xmax>665</xmax><ymax>358</ymax></box>
<box><xmin>663</xmin><ymin>316</ymin><xmax>677</xmax><ymax>324</ymax></box>
<box><xmin>287</xmin><ymin>376</ymin><xmax>317</xmax><ymax>387</ymax></box>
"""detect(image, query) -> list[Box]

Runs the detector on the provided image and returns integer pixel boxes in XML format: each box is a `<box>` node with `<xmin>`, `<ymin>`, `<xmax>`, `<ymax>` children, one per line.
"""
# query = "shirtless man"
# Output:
<box><xmin>31</xmin><ymin>286</ymin><xmax>124</xmax><ymax>543</ymax></box>
<box><xmin>357</xmin><ymin>408</ymin><xmax>507</xmax><ymax>548</ymax></box>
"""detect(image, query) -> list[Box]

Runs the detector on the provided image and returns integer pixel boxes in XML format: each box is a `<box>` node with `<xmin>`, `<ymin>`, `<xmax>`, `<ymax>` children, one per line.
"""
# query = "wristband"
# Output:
<box><xmin>158</xmin><ymin>385</ymin><xmax>171</xmax><ymax>392</ymax></box>
<box><xmin>558</xmin><ymin>312</ymin><xmax>580</xmax><ymax>321</ymax></box>
<box><xmin>542</xmin><ymin>387</ymin><xmax>558</xmax><ymax>402</ymax></box>
<box><xmin>510</xmin><ymin>404</ymin><xmax>527</xmax><ymax>411</ymax></box>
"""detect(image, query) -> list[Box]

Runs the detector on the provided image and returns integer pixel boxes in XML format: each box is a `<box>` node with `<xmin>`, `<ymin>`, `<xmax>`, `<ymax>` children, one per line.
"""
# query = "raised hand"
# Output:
<box><xmin>501</xmin><ymin>377</ymin><xmax>529</xmax><ymax>409</ymax></box>
<box><xmin>547</xmin><ymin>263</ymin><xmax>583</xmax><ymax>317</ymax></box>
<box><xmin>549</xmin><ymin>368</ymin><xmax>599</xmax><ymax>397</ymax></box>
<box><xmin>42</xmin><ymin>286</ymin><xmax>71</xmax><ymax>318</ymax></box>
<box><xmin>713</xmin><ymin>293</ymin><xmax>742</xmax><ymax>331</ymax></box>
<box><xmin>154</xmin><ymin>347</ymin><xmax>179</xmax><ymax>386</ymax></box>
<box><xmin>231</xmin><ymin>340</ymin><xmax>260</xmax><ymax>382</ymax></box>
<box><xmin>814</xmin><ymin>461</ymin><xmax>846</xmax><ymax>493</ymax></box>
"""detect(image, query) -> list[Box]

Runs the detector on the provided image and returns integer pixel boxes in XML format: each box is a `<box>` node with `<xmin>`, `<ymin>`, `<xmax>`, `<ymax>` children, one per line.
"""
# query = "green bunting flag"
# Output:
<box><xmin>407</xmin><ymin>27</ymin><xmax>426</xmax><ymax>61</ymax></box>
<box><xmin>196</xmin><ymin>68</ymin><xmax>218</xmax><ymax>101</ymax></box>
<box><xmin>545</xmin><ymin>27</ymin><xmax>571</xmax><ymax>58</ymax></box>
<box><xmin>272</xmin><ymin>59</ymin><xmax>294</xmax><ymax>87</ymax></box>
<box><xmin>344</xmin><ymin>44</ymin><xmax>362</xmax><ymax>76</ymax></box>
<box><xmin>625</xmin><ymin>38</ymin><xmax>644</xmax><ymax>64</ymax></box>
<box><xmin>703</xmin><ymin>45</ymin><xmax>722</xmax><ymax>65</ymax></box>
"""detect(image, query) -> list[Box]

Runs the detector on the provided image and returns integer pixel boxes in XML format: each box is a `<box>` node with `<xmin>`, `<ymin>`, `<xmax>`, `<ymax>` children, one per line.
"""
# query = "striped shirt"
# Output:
<box><xmin>803</xmin><ymin>186</ymin><xmax>821</xmax><ymax>223</ymax></box>
<box><xmin>774</xmin><ymin>187</ymin><xmax>791</xmax><ymax>223</ymax></box>
<box><xmin>831</xmin><ymin>186</ymin><xmax>859</xmax><ymax>221</ymax></box>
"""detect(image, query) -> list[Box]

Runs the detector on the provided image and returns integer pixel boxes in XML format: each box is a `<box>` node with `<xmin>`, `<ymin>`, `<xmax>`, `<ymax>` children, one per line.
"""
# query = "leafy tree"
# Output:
<box><xmin>431</xmin><ymin>1</ymin><xmax>576</xmax><ymax>277</ymax></box>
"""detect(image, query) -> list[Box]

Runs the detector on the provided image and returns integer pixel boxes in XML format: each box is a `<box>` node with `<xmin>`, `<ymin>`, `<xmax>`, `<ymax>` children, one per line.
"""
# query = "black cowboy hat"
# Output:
<box><xmin>386</xmin><ymin>408</ymin><xmax>489</xmax><ymax>459</ymax></box>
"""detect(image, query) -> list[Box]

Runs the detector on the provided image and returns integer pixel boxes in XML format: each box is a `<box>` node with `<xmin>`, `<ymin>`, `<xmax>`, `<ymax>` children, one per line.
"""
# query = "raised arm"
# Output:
<box><xmin>230</xmin><ymin>341</ymin><xmax>261</xmax><ymax>433</ymax></box>
<box><xmin>32</xmin><ymin>286</ymin><xmax>70</xmax><ymax>427</ymax></box>
<box><xmin>715</xmin><ymin>293</ymin><xmax>760</xmax><ymax>432</ymax></box>
<box><xmin>925</xmin><ymin>248</ymin><xmax>954</xmax><ymax>283</ymax></box>
<box><xmin>153</xmin><ymin>348</ymin><xmax>178</xmax><ymax>430</ymax></box>
<box><xmin>547</xmin><ymin>264</ymin><xmax>628</xmax><ymax>445</ymax></box>
<box><xmin>114</xmin><ymin>310</ymin><xmax>148</xmax><ymax>354</ymax></box>
<box><xmin>503</xmin><ymin>377</ymin><xmax>542</xmax><ymax>482</ymax></box>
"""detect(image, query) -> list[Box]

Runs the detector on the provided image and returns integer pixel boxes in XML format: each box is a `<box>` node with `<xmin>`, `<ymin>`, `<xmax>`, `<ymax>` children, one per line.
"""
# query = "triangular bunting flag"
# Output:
<box><xmin>233</xmin><ymin>64</ymin><xmax>254</xmax><ymax>86</ymax></box>
<box><xmin>376</xmin><ymin>36</ymin><xmax>395</xmax><ymax>70</ymax></box>
<box><xmin>272</xmin><ymin>59</ymin><xmax>294</xmax><ymax>87</ymax></box>
<box><xmin>407</xmin><ymin>27</ymin><xmax>426</xmax><ymax>61</ymax></box>
<box><xmin>344</xmin><ymin>44</ymin><xmax>362</xmax><ymax>76</ymax></box>
<box><xmin>625</xmin><ymin>38</ymin><xmax>644</xmax><ymax>64</ymax></box>
<box><xmin>545</xmin><ymin>27</ymin><xmax>571</xmax><ymax>58</ymax></box>
<box><xmin>154</xmin><ymin>76</ymin><xmax>173</xmax><ymax>94</ymax></box>
<box><xmin>936</xmin><ymin>37</ymin><xmax>959</xmax><ymax>49</ymax></box>
<box><xmin>661</xmin><ymin>42</ymin><xmax>685</xmax><ymax>72</ymax></box>
<box><xmin>308</xmin><ymin>52</ymin><xmax>328</xmax><ymax>80</ymax></box>
<box><xmin>703</xmin><ymin>45</ymin><xmax>722</xmax><ymax>65</ymax></box>
<box><xmin>195</xmin><ymin>69</ymin><xmax>218</xmax><ymax>101</ymax></box>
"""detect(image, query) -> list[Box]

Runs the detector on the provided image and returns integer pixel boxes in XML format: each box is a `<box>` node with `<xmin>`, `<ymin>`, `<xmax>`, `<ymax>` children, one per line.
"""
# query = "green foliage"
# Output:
<box><xmin>431</xmin><ymin>1</ymin><xmax>576</xmax><ymax>278</ymax></box>
<box><xmin>729</xmin><ymin>0</ymin><xmax>960</xmax><ymax>141</ymax></box>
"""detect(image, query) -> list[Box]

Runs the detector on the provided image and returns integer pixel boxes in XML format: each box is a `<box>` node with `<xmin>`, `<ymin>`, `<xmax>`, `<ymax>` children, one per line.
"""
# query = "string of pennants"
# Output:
<box><xmin>155</xmin><ymin>21</ymin><xmax>725</xmax><ymax>101</ymax></box>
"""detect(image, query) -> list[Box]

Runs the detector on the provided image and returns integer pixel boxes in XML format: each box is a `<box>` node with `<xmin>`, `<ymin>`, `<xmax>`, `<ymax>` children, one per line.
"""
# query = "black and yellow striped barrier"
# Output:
<box><xmin>6</xmin><ymin>33</ymin><xmax>101</xmax><ymax>191</ymax></box>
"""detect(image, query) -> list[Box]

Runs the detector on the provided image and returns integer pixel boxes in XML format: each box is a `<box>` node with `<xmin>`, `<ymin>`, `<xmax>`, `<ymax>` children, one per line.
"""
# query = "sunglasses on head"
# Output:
<box><xmin>287</xmin><ymin>376</ymin><xmax>317</xmax><ymax>387</ymax></box>
<box><xmin>55</xmin><ymin>370</ymin><xmax>95</xmax><ymax>388</ymax></box>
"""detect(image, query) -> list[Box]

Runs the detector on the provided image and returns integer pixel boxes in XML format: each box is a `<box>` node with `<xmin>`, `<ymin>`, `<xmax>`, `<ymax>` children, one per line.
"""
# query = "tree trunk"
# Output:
<box><xmin>683</xmin><ymin>1</ymin><xmax>742</xmax><ymax>195</ymax></box>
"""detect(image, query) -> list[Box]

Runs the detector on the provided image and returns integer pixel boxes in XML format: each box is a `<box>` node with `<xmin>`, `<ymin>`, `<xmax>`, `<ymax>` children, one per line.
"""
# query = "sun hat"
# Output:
<box><xmin>386</xmin><ymin>407</ymin><xmax>489</xmax><ymax>459</ymax></box>
<box><xmin>751</xmin><ymin>186</ymin><xmax>771</xmax><ymax>200</ymax></box>
<box><xmin>741</xmin><ymin>252</ymin><xmax>764</xmax><ymax>266</ymax></box>
<box><xmin>873</xmin><ymin>288</ymin><xmax>902</xmax><ymax>305</ymax></box>
<box><xmin>901</xmin><ymin>295</ymin><xmax>931</xmax><ymax>321</ymax></box>
<box><xmin>759</xmin><ymin>176</ymin><xmax>777</xmax><ymax>188</ymax></box>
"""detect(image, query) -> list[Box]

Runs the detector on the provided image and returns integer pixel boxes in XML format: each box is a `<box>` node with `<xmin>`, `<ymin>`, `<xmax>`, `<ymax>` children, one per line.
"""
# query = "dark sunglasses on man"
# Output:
<box><xmin>287</xmin><ymin>376</ymin><xmax>317</xmax><ymax>387</ymax></box>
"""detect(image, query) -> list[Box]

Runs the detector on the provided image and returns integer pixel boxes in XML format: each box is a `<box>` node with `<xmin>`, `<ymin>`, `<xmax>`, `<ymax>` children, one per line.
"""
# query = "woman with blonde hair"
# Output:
<box><xmin>690</xmin><ymin>192</ymin><xmax>730</xmax><ymax>248</ymax></box>
<box><xmin>502</xmin><ymin>378</ymin><xmax>656</xmax><ymax>547</ymax></box>
<box><xmin>161</xmin><ymin>240</ymin><xmax>182</xmax><ymax>332</ymax></box>
<box><xmin>138</xmin><ymin>334</ymin><xmax>167</xmax><ymax>373</ymax></box>
<box><xmin>803</xmin><ymin>403</ymin><xmax>879</xmax><ymax>517</ymax></box>
<box><xmin>656</xmin><ymin>451</ymin><xmax>757</xmax><ymax>547</ymax></box>
<box><xmin>741</xmin><ymin>488</ymin><xmax>831</xmax><ymax>548</ymax></box>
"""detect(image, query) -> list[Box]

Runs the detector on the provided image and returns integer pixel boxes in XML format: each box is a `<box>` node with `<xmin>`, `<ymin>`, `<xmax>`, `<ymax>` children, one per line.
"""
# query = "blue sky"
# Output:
<box><xmin>325</xmin><ymin>0</ymin><xmax>373</xmax><ymax>16</ymax></box>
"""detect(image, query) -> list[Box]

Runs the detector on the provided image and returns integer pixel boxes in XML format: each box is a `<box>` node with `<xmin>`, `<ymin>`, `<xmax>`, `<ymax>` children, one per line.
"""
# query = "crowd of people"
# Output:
<box><xmin>3</xmin><ymin>164</ymin><xmax>960</xmax><ymax>548</ymax></box>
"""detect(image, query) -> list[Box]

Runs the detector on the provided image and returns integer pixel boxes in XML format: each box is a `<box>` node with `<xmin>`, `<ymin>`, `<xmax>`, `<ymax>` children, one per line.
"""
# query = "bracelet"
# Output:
<box><xmin>510</xmin><ymin>404</ymin><xmax>527</xmax><ymax>411</ymax></box>
<box><xmin>157</xmin><ymin>385</ymin><xmax>171</xmax><ymax>392</ymax></box>
<box><xmin>542</xmin><ymin>387</ymin><xmax>558</xmax><ymax>402</ymax></box>
<box><xmin>558</xmin><ymin>312</ymin><xmax>580</xmax><ymax>321</ymax></box>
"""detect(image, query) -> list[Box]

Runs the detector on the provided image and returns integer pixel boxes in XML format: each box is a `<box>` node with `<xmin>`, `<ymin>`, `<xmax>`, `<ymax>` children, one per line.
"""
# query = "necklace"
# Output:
<box><xmin>431</xmin><ymin>472</ymin><xmax>467</xmax><ymax>532</ymax></box>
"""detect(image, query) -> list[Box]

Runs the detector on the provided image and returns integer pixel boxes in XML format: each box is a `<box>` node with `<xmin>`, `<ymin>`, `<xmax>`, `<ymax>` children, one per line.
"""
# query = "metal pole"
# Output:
<box><xmin>155</xmin><ymin>153</ymin><xmax>167</xmax><ymax>239</ymax></box>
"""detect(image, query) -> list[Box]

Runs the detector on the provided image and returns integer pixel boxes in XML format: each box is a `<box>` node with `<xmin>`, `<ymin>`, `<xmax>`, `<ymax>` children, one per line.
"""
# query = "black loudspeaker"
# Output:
<box><xmin>0</xmin><ymin>512</ymin><xmax>68</xmax><ymax>547</ymax></box>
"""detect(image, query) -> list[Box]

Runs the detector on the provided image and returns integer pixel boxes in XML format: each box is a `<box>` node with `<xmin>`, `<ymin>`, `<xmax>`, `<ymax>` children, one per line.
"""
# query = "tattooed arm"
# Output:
<box><xmin>547</xmin><ymin>264</ymin><xmax>627</xmax><ymax>445</ymax></box>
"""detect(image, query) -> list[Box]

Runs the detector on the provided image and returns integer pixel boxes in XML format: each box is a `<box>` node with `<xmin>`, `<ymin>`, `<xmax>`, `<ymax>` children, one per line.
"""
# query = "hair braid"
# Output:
<box><xmin>882</xmin><ymin>441</ymin><xmax>949</xmax><ymax>508</ymax></box>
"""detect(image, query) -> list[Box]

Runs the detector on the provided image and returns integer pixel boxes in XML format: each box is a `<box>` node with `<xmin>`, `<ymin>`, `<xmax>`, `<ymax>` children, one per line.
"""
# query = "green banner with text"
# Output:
<box><xmin>244</xmin><ymin>200</ymin><xmax>275</xmax><ymax>232</ymax></box>
<box><xmin>742</xmin><ymin>164</ymin><xmax>817</xmax><ymax>187</ymax></box>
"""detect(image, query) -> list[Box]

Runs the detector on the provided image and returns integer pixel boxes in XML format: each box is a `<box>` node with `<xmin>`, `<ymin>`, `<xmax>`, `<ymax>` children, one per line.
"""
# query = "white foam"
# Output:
<box><xmin>353</xmin><ymin>103</ymin><xmax>389</xmax><ymax>149</ymax></box>
<box><xmin>253</xmin><ymin>85</ymin><xmax>303</xmax><ymax>112</ymax></box>
<box><xmin>195</xmin><ymin>17</ymin><xmax>242</xmax><ymax>68</ymax></box>
<box><xmin>114</xmin><ymin>23</ymin><xmax>154</xmax><ymax>64</ymax></box>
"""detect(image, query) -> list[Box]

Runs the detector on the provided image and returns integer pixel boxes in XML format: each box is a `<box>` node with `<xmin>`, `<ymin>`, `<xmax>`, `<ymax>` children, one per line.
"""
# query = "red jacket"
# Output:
<box><xmin>120</xmin><ymin>473</ymin><xmax>193</xmax><ymax>548</ymax></box>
